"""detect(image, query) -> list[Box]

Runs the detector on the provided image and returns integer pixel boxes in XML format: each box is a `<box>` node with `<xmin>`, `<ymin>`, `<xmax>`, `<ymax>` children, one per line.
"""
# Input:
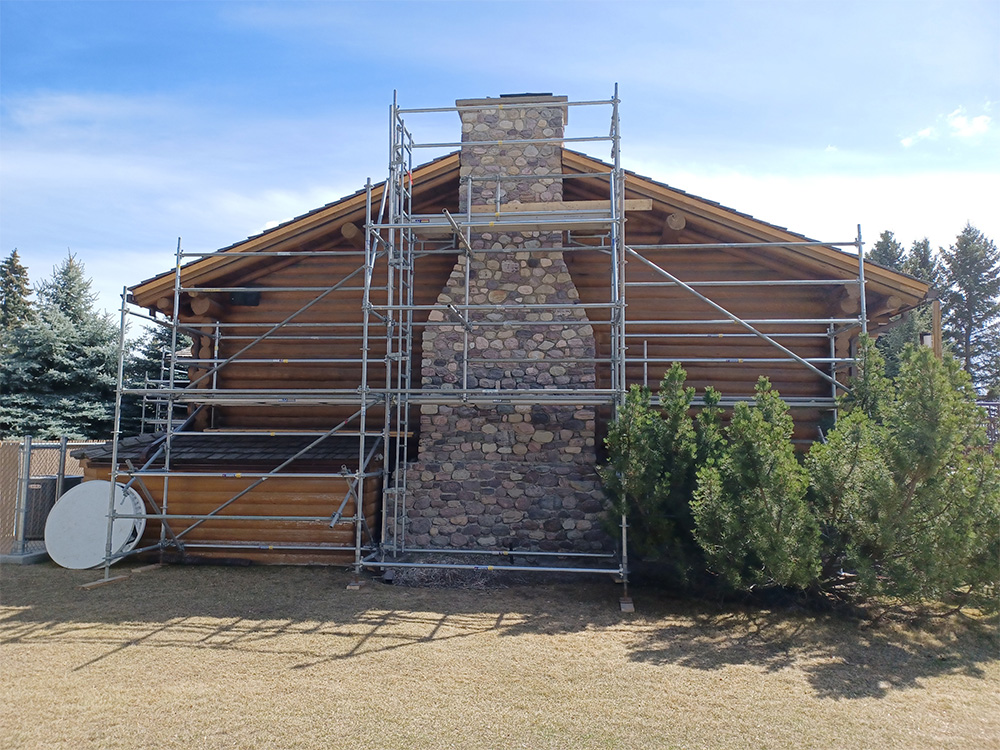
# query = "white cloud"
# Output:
<box><xmin>0</xmin><ymin>91</ymin><xmax>387</xmax><ymax>314</ymax></box>
<box><xmin>900</xmin><ymin>126</ymin><xmax>936</xmax><ymax>148</ymax></box>
<box><xmin>946</xmin><ymin>107</ymin><xmax>991</xmax><ymax>138</ymax></box>
<box><xmin>7</xmin><ymin>92</ymin><xmax>174</xmax><ymax>129</ymax></box>
<box><xmin>902</xmin><ymin>107</ymin><xmax>992</xmax><ymax>147</ymax></box>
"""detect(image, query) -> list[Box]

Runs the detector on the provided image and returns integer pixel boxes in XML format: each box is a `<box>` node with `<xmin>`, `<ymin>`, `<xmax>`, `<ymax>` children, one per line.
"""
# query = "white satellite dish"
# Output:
<box><xmin>44</xmin><ymin>480</ymin><xmax>146</xmax><ymax>569</ymax></box>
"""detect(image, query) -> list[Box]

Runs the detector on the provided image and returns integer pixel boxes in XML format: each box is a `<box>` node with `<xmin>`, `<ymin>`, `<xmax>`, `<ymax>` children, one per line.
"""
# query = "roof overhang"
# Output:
<box><xmin>131</xmin><ymin>148</ymin><xmax>930</xmax><ymax>314</ymax></box>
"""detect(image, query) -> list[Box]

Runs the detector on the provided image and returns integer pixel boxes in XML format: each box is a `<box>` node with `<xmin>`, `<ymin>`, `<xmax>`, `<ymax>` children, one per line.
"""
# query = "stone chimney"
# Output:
<box><xmin>404</xmin><ymin>94</ymin><xmax>608</xmax><ymax>553</ymax></box>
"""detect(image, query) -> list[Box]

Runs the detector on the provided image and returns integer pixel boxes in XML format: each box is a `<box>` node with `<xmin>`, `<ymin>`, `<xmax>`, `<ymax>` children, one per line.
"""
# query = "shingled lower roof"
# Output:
<box><xmin>73</xmin><ymin>434</ymin><xmax>380</xmax><ymax>468</ymax></box>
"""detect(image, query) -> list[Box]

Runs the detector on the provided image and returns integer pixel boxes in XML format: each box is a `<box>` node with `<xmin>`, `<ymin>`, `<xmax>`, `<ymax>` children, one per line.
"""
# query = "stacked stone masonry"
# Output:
<box><xmin>402</xmin><ymin>96</ymin><xmax>611</xmax><ymax>553</ymax></box>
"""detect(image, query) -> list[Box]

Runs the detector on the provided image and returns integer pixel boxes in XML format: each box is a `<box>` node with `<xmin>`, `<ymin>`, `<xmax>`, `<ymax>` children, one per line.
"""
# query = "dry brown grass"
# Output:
<box><xmin>1</xmin><ymin>562</ymin><xmax>997</xmax><ymax>750</ymax></box>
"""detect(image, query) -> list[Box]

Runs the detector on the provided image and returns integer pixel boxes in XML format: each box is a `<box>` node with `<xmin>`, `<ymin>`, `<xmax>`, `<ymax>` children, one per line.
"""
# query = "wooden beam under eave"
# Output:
<box><xmin>190</xmin><ymin>296</ymin><xmax>227</xmax><ymax>320</ymax></box>
<box><xmin>341</xmin><ymin>222</ymin><xmax>366</xmax><ymax>250</ymax></box>
<box><xmin>832</xmin><ymin>281</ymin><xmax>862</xmax><ymax>314</ymax></box>
<box><xmin>155</xmin><ymin>296</ymin><xmax>195</xmax><ymax>318</ymax></box>
<box><xmin>659</xmin><ymin>213</ymin><xmax>687</xmax><ymax>244</ymax></box>
<box><xmin>865</xmin><ymin>294</ymin><xmax>906</xmax><ymax>323</ymax></box>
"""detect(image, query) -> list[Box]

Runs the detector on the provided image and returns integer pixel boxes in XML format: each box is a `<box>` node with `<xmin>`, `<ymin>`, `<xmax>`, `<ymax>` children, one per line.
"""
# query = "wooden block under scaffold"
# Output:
<box><xmin>80</xmin><ymin>575</ymin><xmax>130</xmax><ymax>590</ymax></box>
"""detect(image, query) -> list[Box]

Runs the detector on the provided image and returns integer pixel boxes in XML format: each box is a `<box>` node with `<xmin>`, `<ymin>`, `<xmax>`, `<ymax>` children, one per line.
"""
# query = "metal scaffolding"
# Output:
<box><xmin>360</xmin><ymin>90</ymin><xmax>630</xmax><ymax>583</ymax></box>
<box><xmin>93</xmin><ymin>89</ymin><xmax>868</xmax><ymax>593</ymax></box>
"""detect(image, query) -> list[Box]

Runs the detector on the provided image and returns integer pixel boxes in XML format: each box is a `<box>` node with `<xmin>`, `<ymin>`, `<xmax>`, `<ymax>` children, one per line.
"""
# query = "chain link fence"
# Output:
<box><xmin>0</xmin><ymin>437</ymin><xmax>102</xmax><ymax>561</ymax></box>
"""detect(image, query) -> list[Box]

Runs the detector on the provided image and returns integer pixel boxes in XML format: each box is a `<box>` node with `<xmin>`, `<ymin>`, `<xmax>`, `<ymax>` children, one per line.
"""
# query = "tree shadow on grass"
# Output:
<box><xmin>1</xmin><ymin>562</ymin><xmax>996</xmax><ymax>701</ymax></box>
<box><xmin>626</xmin><ymin>598</ymin><xmax>998</xmax><ymax>700</ymax></box>
<box><xmin>0</xmin><ymin>562</ymin><xmax>624</xmax><ymax>671</ymax></box>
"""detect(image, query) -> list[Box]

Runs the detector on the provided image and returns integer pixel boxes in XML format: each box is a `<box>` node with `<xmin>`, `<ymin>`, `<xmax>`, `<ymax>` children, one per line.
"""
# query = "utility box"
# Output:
<box><xmin>24</xmin><ymin>475</ymin><xmax>83</xmax><ymax>540</ymax></box>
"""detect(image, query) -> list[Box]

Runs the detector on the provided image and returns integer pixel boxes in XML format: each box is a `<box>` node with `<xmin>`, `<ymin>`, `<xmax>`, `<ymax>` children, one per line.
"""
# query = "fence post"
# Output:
<box><xmin>14</xmin><ymin>435</ymin><xmax>32</xmax><ymax>555</ymax></box>
<box><xmin>56</xmin><ymin>436</ymin><xmax>68</xmax><ymax>500</ymax></box>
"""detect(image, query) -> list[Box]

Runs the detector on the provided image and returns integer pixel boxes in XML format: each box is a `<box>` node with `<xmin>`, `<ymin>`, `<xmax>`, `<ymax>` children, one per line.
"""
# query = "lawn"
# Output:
<box><xmin>1</xmin><ymin>562</ymin><xmax>997</xmax><ymax>749</ymax></box>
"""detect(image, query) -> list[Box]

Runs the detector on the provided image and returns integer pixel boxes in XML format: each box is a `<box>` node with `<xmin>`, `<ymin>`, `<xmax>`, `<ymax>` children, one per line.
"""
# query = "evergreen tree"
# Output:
<box><xmin>0</xmin><ymin>249</ymin><xmax>32</xmax><ymax>330</ymax></box>
<box><xmin>600</xmin><ymin>364</ymin><xmax>721</xmax><ymax>582</ymax></box>
<box><xmin>809</xmin><ymin>344</ymin><xmax>999</xmax><ymax>615</ymax></box>
<box><xmin>940</xmin><ymin>224</ymin><xmax>1000</xmax><ymax>391</ymax></box>
<box><xmin>902</xmin><ymin>238</ymin><xmax>942</xmax><ymax>287</ymax></box>
<box><xmin>691</xmin><ymin>377</ymin><xmax>820</xmax><ymax>590</ymax></box>
<box><xmin>0</xmin><ymin>255</ymin><xmax>119</xmax><ymax>440</ymax></box>
<box><xmin>127</xmin><ymin>324</ymin><xmax>190</xmax><ymax>384</ymax></box>
<box><xmin>875</xmin><ymin>238</ymin><xmax>941</xmax><ymax>379</ymax></box>
<box><xmin>866</xmin><ymin>230</ymin><xmax>905</xmax><ymax>270</ymax></box>
<box><xmin>35</xmin><ymin>251</ymin><xmax>97</xmax><ymax>323</ymax></box>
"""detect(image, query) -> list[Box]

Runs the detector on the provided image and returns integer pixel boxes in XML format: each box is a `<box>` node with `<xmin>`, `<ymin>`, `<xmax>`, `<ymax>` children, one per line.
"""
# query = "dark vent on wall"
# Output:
<box><xmin>229</xmin><ymin>291</ymin><xmax>261</xmax><ymax>306</ymax></box>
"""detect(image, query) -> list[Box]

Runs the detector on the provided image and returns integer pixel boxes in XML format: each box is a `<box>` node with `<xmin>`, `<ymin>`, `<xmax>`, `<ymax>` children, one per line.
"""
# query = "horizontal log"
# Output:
<box><xmin>666</xmin><ymin>212</ymin><xmax>686</xmax><ymax>231</ymax></box>
<box><xmin>136</xmin><ymin>495</ymin><xmax>361</xmax><ymax>511</ymax></box>
<box><xmin>152</xmin><ymin>549</ymin><xmax>357</xmax><ymax>565</ymax></box>
<box><xmin>88</xmin><ymin>467</ymin><xmax>378</xmax><ymax>488</ymax></box>
<box><xmin>206</xmin><ymin>414</ymin><xmax>387</xmax><ymax>430</ymax></box>
<box><xmin>141</xmin><ymin>483</ymin><xmax>378</xmax><ymax>498</ymax></box>
<box><xmin>140</xmin><ymin>527</ymin><xmax>358</xmax><ymax>544</ymax></box>
<box><xmin>215</xmin><ymin>372</ymin><xmax>387</xmax><ymax>386</ymax></box>
<box><xmin>622</xmin><ymin>364</ymin><xmax>835</xmax><ymax>380</ymax></box>
<box><xmin>190</xmin><ymin>296</ymin><xmax>227</xmax><ymax>319</ymax></box>
<box><xmin>341</xmin><ymin>222</ymin><xmax>366</xmax><ymax>250</ymax></box>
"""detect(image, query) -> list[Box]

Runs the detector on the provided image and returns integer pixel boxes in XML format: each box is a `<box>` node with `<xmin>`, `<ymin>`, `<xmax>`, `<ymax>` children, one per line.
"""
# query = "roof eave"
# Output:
<box><xmin>130</xmin><ymin>151</ymin><xmax>461</xmax><ymax>307</ymax></box>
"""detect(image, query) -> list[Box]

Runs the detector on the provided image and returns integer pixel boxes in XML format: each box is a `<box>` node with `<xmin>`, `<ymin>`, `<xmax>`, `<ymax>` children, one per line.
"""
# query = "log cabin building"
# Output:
<box><xmin>75</xmin><ymin>93</ymin><xmax>933</xmax><ymax>575</ymax></box>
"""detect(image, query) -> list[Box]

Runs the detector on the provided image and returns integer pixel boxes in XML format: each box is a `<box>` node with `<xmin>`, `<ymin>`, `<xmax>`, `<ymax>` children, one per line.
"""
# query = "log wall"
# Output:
<box><xmin>180</xmin><ymin>239</ymin><xmax>842</xmax><ymax>443</ymax></box>
<box><xmin>81</xmin><ymin>464</ymin><xmax>379</xmax><ymax>565</ymax></box>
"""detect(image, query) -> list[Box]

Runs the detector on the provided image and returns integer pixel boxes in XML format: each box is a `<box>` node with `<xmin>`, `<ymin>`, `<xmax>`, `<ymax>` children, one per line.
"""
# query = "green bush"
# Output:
<box><xmin>809</xmin><ymin>341</ymin><xmax>1000</xmax><ymax>614</ymax></box>
<box><xmin>691</xmin><ymin>377</ymin><xmax>820</xmax><ymax>590</ymax></box>
<box><xmin>602</xmin><ymin>348</ymin><xmax>999</xmax><ymax>616</ymax></box>
<box><xmin>599</xmin><ymin>364</ymin><xmax>720</xmax><ymax>582</ymax></box>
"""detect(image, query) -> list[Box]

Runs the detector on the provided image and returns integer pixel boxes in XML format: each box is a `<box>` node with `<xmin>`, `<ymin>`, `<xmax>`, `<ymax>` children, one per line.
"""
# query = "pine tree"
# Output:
<box><xmin>0</xmin><ymin>255</ymin><xmax>120</xmax><ymax>440</ymax></box>
<box><xmin>35</xmin><ymin>251</ymin><xmax>97</xmax><ymax>323</ymax></box>
<box><xmin>600</xmin><ymin>364</ymin><xmax>721</xmax><ymax>582</ymax></box>
<box><xmin>0</xmin><ymin>249</ymin><xmax>32</xmax><ymax>330</ymax></box>
<box><xmin>940</xmin><ymin>224</ymin><xmax>1000</xmax><ymax>391</ymax></box>
<box><xmin>867</xmin><ymin>230</ymin><xmax>905</xmax><ymax>270</ymax></box>
<box><xmin>808</xmin><ymin>344</ymin><xmax>1000</xmax><ymax>615</ymax></box>
<box><xmin>874</xmin><ymin>237</ymin><xmax>941</xmax><ymax>379</ymax></box>
<box><xmin>691</xmin><ymin>377</ymin><xmax>819</xmax><ymax>590</ymax></box>
<box><xmin>901</xmin><ymin>238</ymin><xmax>942</xmax><ymax>287</ymax></box>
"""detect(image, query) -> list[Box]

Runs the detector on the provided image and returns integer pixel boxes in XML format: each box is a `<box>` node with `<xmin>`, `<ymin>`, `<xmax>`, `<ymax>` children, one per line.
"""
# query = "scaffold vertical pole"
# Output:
<box><xmin>857</xmin><ymin>225</ymin><xmax>867</xmax><ymax>335</ymax></box>
<box><xmin>358</xmin><ymin>176</ymin><xmax>375</xmax><ymax>577</ymax></box>
<box><xmin>103</xmin><ymin>286</ymin><xmax>130</xmax><ymax>579</ymax></box>
<box><xmin>610</xmin><ymin>83</ymin><xmax>631</xmax><ymax>609</ymax></box>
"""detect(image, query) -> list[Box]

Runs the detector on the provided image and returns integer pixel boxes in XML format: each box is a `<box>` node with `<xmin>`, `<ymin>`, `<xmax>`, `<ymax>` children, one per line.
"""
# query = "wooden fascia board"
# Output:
<box><xmin>561</xmin><ymin>150</ymin><xmax>928</xmax><ymax>304</ymax></box>
<box><xmin>131</xmin><ymin>153</ymin><xmax>460</xmax><ymax>306</ymax></box>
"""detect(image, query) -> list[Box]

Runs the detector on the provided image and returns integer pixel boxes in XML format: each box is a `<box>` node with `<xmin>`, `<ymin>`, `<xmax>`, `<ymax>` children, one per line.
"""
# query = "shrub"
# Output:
<box><xmin>600</xmin><ymin>364</ymin><xmax>720</xmax><ymax>582</ymax></box>
<box><xmin>808</xmin><ymin>341</ymin><xmax>1000</xmax><ymax>614</ymax></box>
<box><xmin>602</xmin><ymin>346</ymin><xmax>999</xmax><ymax>616</ymax></box>
<box><xmin>691</xmin><ymin>377</ymin><xmax>820</xmax><ymax>590</ymax></box>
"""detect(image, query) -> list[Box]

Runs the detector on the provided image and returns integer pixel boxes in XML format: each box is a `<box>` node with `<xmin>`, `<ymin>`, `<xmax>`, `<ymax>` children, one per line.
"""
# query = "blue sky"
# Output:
<box><xmin>2</xmin><ymin>0</ymin><xmax>998</xmax><ymax>315</ymax></box>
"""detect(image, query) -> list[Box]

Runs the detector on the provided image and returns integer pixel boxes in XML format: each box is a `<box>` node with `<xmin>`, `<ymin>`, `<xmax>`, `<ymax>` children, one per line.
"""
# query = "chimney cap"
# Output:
<box><xmin>455</xmin><ymin>94</ymin><xmax>569</xmax><ymax>122</ymax></box>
